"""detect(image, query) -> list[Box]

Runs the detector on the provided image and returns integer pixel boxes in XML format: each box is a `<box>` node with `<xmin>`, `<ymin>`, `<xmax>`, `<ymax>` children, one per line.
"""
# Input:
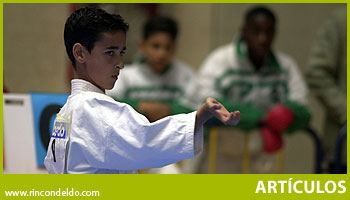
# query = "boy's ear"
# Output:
<box><xmin>72</xmin><ymin>43</ymin><xmax>87</xmax><ymax>64</ymax></box>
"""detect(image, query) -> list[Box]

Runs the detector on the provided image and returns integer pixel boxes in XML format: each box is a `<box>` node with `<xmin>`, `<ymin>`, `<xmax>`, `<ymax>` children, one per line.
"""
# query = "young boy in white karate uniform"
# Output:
<box><xmin>44</xmin><ymin>7</ymin><xmax>241</xmax><ymax>174</ymax></box>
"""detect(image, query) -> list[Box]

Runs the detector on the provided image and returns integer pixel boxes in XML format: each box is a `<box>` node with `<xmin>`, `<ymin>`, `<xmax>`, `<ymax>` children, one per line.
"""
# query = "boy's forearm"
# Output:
<box><xmin>195</xmin><ymin>102</ymin><xmax>211</xmax><ymax>129</ymax></box>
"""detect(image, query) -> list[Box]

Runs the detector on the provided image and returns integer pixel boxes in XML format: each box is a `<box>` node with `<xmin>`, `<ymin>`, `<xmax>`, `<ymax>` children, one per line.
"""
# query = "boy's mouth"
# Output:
<box><xmin>112</xmin><ymin>74</ymin><xmax>119</xmax><ymax>80</ymax></box>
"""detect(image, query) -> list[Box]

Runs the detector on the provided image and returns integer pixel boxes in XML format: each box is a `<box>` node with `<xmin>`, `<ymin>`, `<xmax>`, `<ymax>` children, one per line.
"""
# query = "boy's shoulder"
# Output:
<box><xmin>201</xmin><ymin>43</ymin><xmax>235</xmax><ymax>69</ymax></box>
<box><xmin>169</xmin><ymin>60</ymin><xmax>196</xmax><ymax>77</ymax></box>
<box><xmin>70</xmin><ymin>91</ymin><xmax>128</xmax><ymax>109</ymax></box>
<box><xmin>210</xmin><ymin>43</ymin><xmax>234</xmax><ymax>57</ymax></box>
<box><xmin>68</xmin><ymin>91</ymin><xmax>147</xmax><ymax>124</ymax></box>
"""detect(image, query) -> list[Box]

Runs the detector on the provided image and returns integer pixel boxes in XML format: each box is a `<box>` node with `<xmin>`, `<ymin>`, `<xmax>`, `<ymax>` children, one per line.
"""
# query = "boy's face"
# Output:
<box><xmin>82</xmin><ymin>31</ymin><xmax>126</xmax><ymax>91</ymax></box>
<box><xmin>139</xmin><ymin>32</ymin><xmax>175</xmax><ymax>73</ymax></box>
<box><xmin>242</xmin><ymin>14</ymin><xmax>275</xmax><ymax>59</ymax></box>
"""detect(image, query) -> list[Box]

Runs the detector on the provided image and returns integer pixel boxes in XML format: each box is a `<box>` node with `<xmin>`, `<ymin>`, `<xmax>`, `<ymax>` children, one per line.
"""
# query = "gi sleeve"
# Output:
<box><xmin>74</xmin><ymin>97</ymin><xmax>203</xmax><ymax>171</ymax></box>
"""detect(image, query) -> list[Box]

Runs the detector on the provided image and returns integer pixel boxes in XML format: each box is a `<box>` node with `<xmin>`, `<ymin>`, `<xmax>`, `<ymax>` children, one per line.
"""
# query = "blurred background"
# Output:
<box><xmin>3</xmin><ymin>3</ymin><xmax>346</xmax><ymax>174</ymax></box>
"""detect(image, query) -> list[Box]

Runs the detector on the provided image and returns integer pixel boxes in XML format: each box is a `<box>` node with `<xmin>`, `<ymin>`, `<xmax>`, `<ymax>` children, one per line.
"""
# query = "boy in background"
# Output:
<box><xmin>107</xmin><ymin>16</ymin><xmax>196</xmax><ymax>122</ymax></box>
<box><xmin>44</xmin><ymin>7</ymin><xmax>240</xmax><ymax>174</ymax></box>
<box><xmin>195</xmin><ymin>6</ymin><xmax>309</xmax><ymax>173</ymax></box>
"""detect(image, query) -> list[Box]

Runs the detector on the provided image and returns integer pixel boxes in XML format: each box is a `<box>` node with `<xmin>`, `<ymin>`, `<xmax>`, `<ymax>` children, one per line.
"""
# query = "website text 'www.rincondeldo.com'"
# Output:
<box><xmin>4</xmin><ymin>188</ymin><xmax>100</xmax><ymax>197</ymax></box>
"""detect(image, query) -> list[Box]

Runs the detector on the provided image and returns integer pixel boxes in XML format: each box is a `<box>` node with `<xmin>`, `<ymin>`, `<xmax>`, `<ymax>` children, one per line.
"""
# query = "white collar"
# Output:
<box><xmin>71</xmin><ymin>79</ymin><xmax>104</xmax><ymax>95</ymax></box>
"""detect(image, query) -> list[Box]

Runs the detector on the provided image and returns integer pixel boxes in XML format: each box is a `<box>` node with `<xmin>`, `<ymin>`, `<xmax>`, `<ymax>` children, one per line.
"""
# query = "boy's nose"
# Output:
<box><xmin>115</xmin><ymin>64</ymin><xmax>124</xmax><ymax>70</ymax></box>
<box><xmin>160</xmin><ymin>48</ymin><xmax>169</xmax><ymax>57</ymax></box>
<box><xmin>257</xmin><ymin>33</ymin><xmax>268</xmax><ymax>43</ymax></box>
<box><xmin>115</xmin><ymin>59</ymin><xmax>124</xmax><ymax>69</ymax></box>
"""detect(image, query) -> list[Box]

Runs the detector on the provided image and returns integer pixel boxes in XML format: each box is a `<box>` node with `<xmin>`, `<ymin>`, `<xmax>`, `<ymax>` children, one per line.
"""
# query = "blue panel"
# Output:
<box><xmin>30</xmin><ymin>93</ymin><xmax>69</xmax><ymax>167</ymax></box>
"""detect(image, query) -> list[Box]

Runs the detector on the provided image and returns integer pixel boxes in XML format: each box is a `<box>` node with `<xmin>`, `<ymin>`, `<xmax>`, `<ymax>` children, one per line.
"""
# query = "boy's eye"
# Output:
<box><xmin>120</xmin><ymin>51</ymin><xmax>126</xmax><ymax>57</ymax></box>
<box><xmin>105</xmin><ymin>51</ymin><xmax>114</xmax><ymax>56</ymax></box>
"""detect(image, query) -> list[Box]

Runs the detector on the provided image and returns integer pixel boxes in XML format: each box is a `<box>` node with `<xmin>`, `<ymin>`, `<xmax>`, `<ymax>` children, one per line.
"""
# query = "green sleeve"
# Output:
<box><xmin>284</xmin><ymin>100</ymin><xmax>311</xmax><ymax>133</ymax></box>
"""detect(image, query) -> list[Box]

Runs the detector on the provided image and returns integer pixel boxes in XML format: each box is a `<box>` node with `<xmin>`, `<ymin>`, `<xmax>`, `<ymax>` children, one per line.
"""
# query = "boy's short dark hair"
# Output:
<box><xmin>64</xmin><ymin>7</ymin><xmax>129</xmax><ymax>69</ymax></box>
<box><xmin>244</xmin><ymin>6</ymin><xmax>277</xmax><ymax>24</ymax></box>
<box><xmin>142</xmin><ymin>16</ymin><xmax>178</xmax><ymax>40</ymax></box>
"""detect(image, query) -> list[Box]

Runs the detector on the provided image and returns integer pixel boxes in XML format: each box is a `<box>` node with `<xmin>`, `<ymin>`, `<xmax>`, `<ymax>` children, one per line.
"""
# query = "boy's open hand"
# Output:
<box><xmin>205</xmin><ymin>97</ymin><xmax>241</xmax><ymax>126</ymax></box>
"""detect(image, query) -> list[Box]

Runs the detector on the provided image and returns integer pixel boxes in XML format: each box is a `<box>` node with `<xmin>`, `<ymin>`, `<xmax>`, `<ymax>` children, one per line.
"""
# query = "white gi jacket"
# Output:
<box><xmin>44</xmin><ymin>79</ymin><xmax>203</xmax><ymax>174</ymax></box>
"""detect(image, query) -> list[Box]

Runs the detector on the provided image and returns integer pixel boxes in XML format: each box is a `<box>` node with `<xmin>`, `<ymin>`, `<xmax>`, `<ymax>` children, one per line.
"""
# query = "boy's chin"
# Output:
<box><xmin>152</xmin><ymin>64</ymin><xmax>168</xmax><ymax>73</ymax></box>
<box><xmin>105</xmin><ymin>80</ymin><xmax>117</xmax><ymax>90</ymax></box>
<box><xmin>106</xmin><ymin>85</ymin><xmax>114</xmax><ymax>90</ymax></box>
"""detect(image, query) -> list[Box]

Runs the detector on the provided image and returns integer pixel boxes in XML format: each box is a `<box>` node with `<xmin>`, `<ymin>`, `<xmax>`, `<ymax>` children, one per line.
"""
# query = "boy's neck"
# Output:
<box><xmin>74</xmin><ymin>67</ymin><xmax>105</xmax><ymax>93</ymax></box>
<box><xmin>148</xmin><ymin>63</ymin><xmax>171</xmax><ymax>74</ymax></box>
<box><xmin>248</xmin><ymin>52</ymin><xmax>267</xmax><ymax>71</ymax></box>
